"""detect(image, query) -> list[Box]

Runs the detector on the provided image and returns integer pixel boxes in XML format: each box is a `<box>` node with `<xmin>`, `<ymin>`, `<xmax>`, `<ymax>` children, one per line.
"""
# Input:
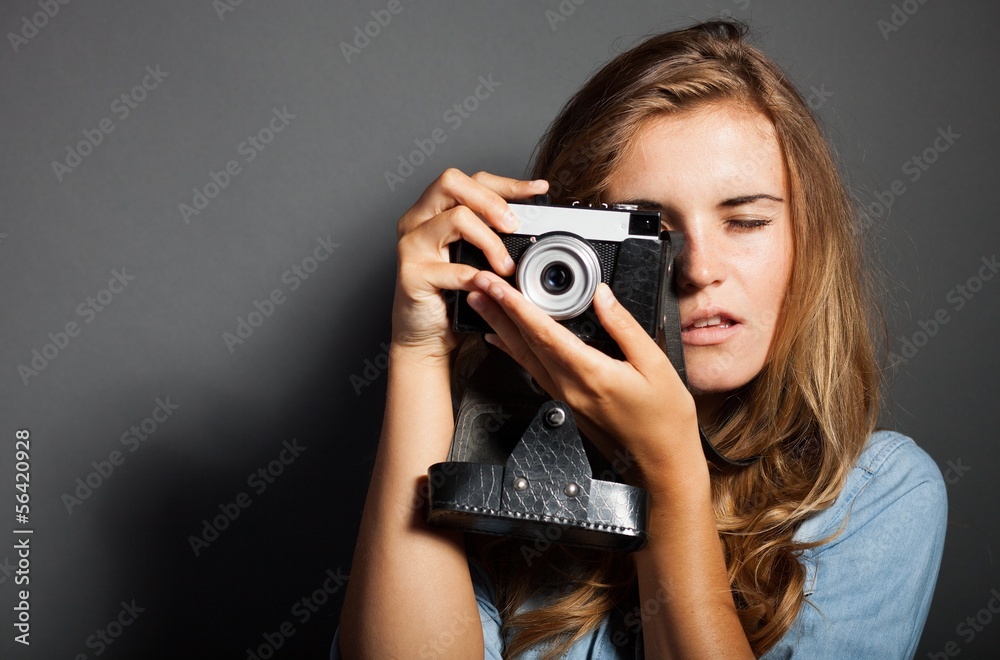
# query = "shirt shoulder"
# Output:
<box><xmin>766</xmin><ymin>430</ymin><xmax>948</xmax><ymax>658</ymax></box>
<box><xmin>793</xmin><ymin>429</ymin><xmax>947</xmax><ymax>549</ymax></box>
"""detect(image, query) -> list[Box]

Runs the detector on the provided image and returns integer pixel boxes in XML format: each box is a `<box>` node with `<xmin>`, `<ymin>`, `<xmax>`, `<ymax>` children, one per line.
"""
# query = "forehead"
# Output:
<box><xmin>608</xmin><ymin>102</ymin><xmax>786</xmax><ymax>197</ymax></box>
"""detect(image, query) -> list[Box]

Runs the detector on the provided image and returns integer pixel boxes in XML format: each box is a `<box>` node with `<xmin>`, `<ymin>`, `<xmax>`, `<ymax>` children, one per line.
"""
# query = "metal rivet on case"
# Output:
<box><xmin>513</xmin><ymin>477</ymin><xmax>529</xmax><ymax>491</ymax></box>
<box><xmin>564</xmin><ymin>482</ymin><xmax>579</xmax><ymax>497</ymax></box>
<box><xmin>545</xmin><ymin>407</ymin><xmax>566</xmax><ymax>427</ymax></box>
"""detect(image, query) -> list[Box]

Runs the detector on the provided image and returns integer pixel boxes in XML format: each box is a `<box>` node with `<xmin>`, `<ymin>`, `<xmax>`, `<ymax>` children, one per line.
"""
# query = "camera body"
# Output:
<box><xmin>451</xmin><ymin>200</ymin><xmax>668</xmax><ymax>346</ymax></box>
<box><xmin>431</xmin><ymin>200</ymin><xmax>749</xmax><ymax>552</ymax></box>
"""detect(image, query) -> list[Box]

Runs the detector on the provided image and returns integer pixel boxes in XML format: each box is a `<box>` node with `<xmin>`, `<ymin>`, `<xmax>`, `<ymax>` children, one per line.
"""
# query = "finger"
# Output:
<box><xmin>471</xmin><ymin>271</ymin><xmax>591</xmax><ymax>371</ymax></box>
<box><xmin>466</xmin><ymin>290</ymin><xmax>557</xmax><ymax>394</ymax></box>
<box><xmin>400</xmin><ymin>260</ymin><xmax>483</xmax><ymax>295</ymax></box>
<box><xmin>406</xmin><ymin>205</ymin><xmax>516</xmax><ymax>276</ymax></box>
<box><xmin>470</xmin><ymin>170</ymin><xmax>549</xmax><ymax>200</ymax></box>
<box><xmin>591</xmin><ymin>283</ymin><xmax>666</xmax><ymax>374</ymax></box>
<box><xmin>402</xmin><ymin>169</ymin><xmax>547</xmax><ymax>237</ymax></box>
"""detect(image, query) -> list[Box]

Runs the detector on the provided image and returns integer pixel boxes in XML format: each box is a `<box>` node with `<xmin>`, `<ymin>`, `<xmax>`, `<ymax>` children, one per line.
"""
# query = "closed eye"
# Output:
<box><xmin>727</xmin><ymin>217</ymin><xmax>773</xmax><ymax>231</ymax></box>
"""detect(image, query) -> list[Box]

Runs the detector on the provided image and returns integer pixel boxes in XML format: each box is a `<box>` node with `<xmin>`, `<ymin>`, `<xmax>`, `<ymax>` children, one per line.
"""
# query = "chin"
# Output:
<box><xmin>685</xmin><ymin>364</ymin><xmax>758</xmax><ymax>395</ymax></box>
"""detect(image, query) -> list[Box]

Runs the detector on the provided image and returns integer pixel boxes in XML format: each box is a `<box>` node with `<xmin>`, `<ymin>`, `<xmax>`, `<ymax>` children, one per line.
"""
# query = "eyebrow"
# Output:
<box><xmin>719</xmin><ymin>194</ymin><xmax>784</xmax><ymax>207</ymax></box>
<box><xmin>618</xmin><ymin>193</ymin><xmax>785</xmax><ymax>209</ymax></box>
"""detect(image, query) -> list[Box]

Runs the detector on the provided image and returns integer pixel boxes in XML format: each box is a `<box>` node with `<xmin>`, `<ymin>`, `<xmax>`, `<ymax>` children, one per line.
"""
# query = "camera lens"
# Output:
<box><xmin>542</xmin><ymin>263</ymin><xmax>574</xmax><ymax>294</ymax></box>
<box><xmin>516</xmin><ymin>234</ymin><xmax>601</xmax><ymax>320</ymax></box>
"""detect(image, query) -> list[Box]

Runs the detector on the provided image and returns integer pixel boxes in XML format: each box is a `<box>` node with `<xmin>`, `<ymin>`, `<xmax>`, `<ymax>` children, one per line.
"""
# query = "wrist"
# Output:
<box><xmin>629</xmin><ymin>422</ymin><xmax>709</xmax><ymax>496</ymax></box>
<box><xmin>388</xmin><ymin>341</ymin><xmax>454</xmax><ymax>371</ymax></box>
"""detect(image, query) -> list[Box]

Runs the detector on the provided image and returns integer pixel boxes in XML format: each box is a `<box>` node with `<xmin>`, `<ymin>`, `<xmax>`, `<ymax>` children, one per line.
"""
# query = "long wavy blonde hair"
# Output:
<box><xmin>469</xmin><ymin>19</ymin><xmax>881</xmax><ymax>657</ymax></box>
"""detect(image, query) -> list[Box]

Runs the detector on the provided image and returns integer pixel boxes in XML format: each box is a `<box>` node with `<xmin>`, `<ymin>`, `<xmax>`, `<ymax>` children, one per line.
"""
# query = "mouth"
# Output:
<box><xmin>682</xmin><ymin>314</ymin><xmax>737</xmax><ymax>331</ymax></box>
<box><xmin>680</xmin><ymin>312</ymin><xmax>741</xmax><ymax>346</ymax></box>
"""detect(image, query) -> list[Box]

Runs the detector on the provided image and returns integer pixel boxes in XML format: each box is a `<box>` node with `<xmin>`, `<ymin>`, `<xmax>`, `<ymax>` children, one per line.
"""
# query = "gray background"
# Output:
<box><xmin>1</xmin><ymin>0</ymin><xmax>997</xmax><ymax>658</ymax></box>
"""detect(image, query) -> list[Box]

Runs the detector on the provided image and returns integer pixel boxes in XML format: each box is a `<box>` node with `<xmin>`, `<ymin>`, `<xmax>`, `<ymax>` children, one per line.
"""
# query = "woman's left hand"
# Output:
<box><xmin>466</xmin><ymin>271</ymin><xmax>704</xmax><ymax>490</ymax></box>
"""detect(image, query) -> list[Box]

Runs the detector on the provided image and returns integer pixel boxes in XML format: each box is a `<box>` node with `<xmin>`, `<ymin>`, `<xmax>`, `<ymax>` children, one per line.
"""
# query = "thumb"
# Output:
<box><xmin>592</xmin><ymin>283</ymin><xmax>662</xmax><ymax>372</ymax></box>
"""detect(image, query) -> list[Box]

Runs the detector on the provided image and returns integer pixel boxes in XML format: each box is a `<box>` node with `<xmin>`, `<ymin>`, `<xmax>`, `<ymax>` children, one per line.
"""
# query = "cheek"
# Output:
<box><xmin>751</xmin><ymin>255</ymin><xmax>793</xmax><ymax>346</ymax></box>
<box><xmin>749</xmin><ymin>230</ymin><xmax>793</xmax><ymax>326</ymax></box>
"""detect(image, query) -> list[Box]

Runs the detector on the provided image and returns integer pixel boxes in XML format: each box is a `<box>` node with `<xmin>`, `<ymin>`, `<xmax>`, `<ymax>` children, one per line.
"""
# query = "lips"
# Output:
<box><xmin>686</xmin><ymin>314</ymin><xmax>732</xmax><ymax>330</ymax></box>
<box><xmin>680</xmin><ymin>307</ymin><xmax>741</xmax><ymax>346</ymax></box>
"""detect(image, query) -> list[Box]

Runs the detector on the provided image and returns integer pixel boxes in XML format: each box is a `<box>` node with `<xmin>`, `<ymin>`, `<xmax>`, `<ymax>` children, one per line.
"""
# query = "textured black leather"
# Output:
<box><xmin>428</xmin><ymin>400</ymin><xmax>648</xmax><ymax>552</ymax></box>
<box><xmin>613</xmin><ymin>237</ymin><xmax>661</xmax><ymax>336</ymax></box>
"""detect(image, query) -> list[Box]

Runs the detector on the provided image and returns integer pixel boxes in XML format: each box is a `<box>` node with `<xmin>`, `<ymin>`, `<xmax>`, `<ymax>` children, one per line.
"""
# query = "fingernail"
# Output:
<box><xmin>488</xmin><ymin>284</ymin><xmax>505</xmax><ymax>301</ymax></box>
<box><xmin>597</xmin><ymin>283</ymin><xmax>612</xmax><ymax>306</ymax></box>
<box><xmin>503</xmin><ymin>209</ymin><xmax>519</xmax><ymax>232</ymax></box>
<box><xmin>468</xmin><ymin>292</ymin><xmax>485</xmax><ymax>311</ymax></box>
<box><xmin>530</xmin><ymin>179</ymin><xmax>548</xmax><ymax>189</ymax></box>
<box><xmin>503</xmin><ymin>255</ymin><xmax>516</xmax><ymax>272</ymax></box>
<box><xmin>484</xmin><ymin>333</ymin><xmax>500</xmax><ymax>346</ymax></box>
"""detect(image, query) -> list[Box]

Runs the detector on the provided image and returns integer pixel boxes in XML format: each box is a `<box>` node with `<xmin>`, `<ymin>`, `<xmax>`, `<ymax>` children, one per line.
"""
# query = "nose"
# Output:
<box><xmin>675</xmin><ymin>228</ymin><xmax>724</xmax><ymax>291</ymax></box>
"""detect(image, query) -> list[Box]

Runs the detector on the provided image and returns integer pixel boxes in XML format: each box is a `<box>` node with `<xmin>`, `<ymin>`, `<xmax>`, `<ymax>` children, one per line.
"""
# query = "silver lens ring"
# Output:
<box><xmin>516</xmin><ymin>234</ymin><xmax>601</xmax><ymax>320</ymax></box>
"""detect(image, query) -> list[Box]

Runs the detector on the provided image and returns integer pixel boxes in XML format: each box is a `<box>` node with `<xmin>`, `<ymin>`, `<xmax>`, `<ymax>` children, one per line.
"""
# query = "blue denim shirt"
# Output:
<box><xmin>332</xmin><ymin>430</ymin><xmax>947</xmax><ymax>659</ymax></box>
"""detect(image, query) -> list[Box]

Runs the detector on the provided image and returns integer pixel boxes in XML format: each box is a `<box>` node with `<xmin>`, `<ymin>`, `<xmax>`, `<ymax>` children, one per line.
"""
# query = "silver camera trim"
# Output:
<box><xmin>516</xmin><ymin>234</ymin><xmax>602</xmax><ymax>321</ymax></box>
<box><xmin>508</xmin><ymin>202</ymin><xmax>660</xmax><ymax>243</ymax></box>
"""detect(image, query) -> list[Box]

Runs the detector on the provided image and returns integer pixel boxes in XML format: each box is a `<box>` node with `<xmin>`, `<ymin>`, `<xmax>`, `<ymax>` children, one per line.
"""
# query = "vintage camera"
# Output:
<box><xmin>425</xmin><ymin>200</ymin><xmax>682</xmax><ymax>553</ymax></box>
<box><xmin>451</xmin><ymin>200</ymin><xmax>668</xmax><ymax>349</ymax></box>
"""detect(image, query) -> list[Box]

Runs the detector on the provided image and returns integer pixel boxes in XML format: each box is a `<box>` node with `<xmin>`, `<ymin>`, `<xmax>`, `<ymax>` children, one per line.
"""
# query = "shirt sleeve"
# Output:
<box><xmin>469</xmin><ymin>555</ymin><xmax>507</xmax><ymax>659</ymax></box>
<box><xmin>763</xmin><ymin>431</ymin><xmax>948</xmax><ymax>659</ymax></box>
<box><xmin>330</xmin><ymin>627</ymin><xmax>341</xmax><ymax>660</ymax></box>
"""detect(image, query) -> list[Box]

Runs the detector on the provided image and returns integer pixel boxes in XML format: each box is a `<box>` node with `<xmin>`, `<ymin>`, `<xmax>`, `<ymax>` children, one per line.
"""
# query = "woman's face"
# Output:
<box><xmin>605</xmin><ymin>102</ymin><xmax>793</xmax><ymax>399</ymax></box>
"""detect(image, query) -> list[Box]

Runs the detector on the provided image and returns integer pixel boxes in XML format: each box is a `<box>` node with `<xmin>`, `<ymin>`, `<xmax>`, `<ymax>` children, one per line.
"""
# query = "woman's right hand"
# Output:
<box><xmin>391</xmin><ymin>168</ymin><xmax>549</xmax><ymax>362</ymax></box>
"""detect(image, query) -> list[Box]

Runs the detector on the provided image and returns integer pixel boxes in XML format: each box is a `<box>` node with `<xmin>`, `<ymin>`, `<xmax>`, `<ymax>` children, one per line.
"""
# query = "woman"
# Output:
<box><xmin>336</xmin><ymin>19</ymin><xmax>946</xmax><ymax>659</ymax></box>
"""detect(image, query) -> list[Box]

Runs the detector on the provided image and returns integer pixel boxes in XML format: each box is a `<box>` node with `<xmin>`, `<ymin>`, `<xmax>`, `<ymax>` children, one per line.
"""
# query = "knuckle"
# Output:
<box><xmin>396</xmin><ymin>214</ymin><xmax>414</xmax><ymax>239</ymax></box>
<box><xmin>396</xmin><ymin>231</ymin><xmax>423</xmax><ymax>261</ymax></box>
<box><xmin>510</xmin><ymin>343</ymin><xmax>535</xmax><ymax>366</ymax></box>
<box><xmin>438</xmin><ymin>167</ymin><xmax>465</xmax><ymax>189</ymax></box>
<box><xmin>524</xmin><ymin>326</ymin><xmax>555</xmax><ymax>352</ymax></box>
<box><xmin>451</xmin><ymin>204</ymin><xmax>477</xmax><ymax>225</ymax></box>
<box><xmin>445</xmin><ymin>206</ymin><xmax>475</xmax><ymax>235</ymax></box>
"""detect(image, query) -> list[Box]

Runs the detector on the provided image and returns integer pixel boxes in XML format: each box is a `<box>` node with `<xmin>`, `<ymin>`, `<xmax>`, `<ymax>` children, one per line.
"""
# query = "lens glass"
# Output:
<box><xmin>516</xmin><ymin>233</ymin><xmax>601</xmax><ymax>320</ymax></box>
<box><xmin>542</xmin><ymin>262</ymin><xmax>574</xmax><ymax>294</ymax></box>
